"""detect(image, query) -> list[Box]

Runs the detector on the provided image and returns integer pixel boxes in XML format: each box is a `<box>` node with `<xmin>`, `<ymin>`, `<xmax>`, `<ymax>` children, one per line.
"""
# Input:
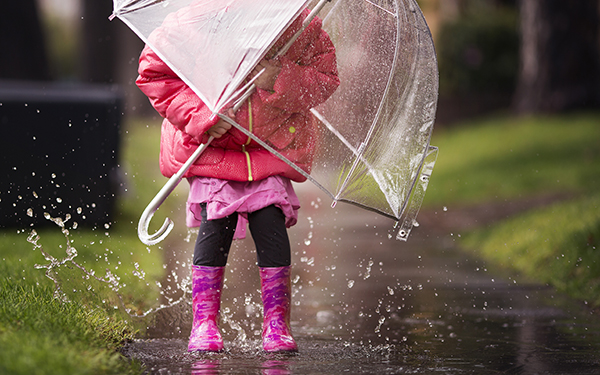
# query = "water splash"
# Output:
<box><xmin>359</xmin><ymin>259</ymin><xmax>374</xmax><ymax>280</ymax></box>
<box><xmin>27</xmin><ymin>210</ymin><xmax>191</xmax><ymax>322</ymax></box>
<box><xmin>31</xmin><ymin>224</ymin><xmax>102</xmax><ymax>300</ymax></box>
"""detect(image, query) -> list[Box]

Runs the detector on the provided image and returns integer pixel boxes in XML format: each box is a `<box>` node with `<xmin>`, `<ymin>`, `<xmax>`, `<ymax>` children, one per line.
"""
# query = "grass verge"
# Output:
<box><xmin>0</xmin><ymin>118</ymin><xmax>167</xmax><ymax>375</ymax></box>
<box><xmin>426</xmin><ymin>112</ymin><xmax>600</xmax><ymax>206</ymax></box>
<box><xmin>426</xmin><ymin>112</ymin><xmax>600</xmax><ymax>306</ymax></box>
<box><xmin>462</xmin><ymin>193</ymin><xmax>600</xmax><ymax>305</ymax></box>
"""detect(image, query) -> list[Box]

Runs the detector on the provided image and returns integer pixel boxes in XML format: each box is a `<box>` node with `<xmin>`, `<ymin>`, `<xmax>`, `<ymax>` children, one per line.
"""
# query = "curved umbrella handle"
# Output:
<box><xmin>138</xmin><ymin>136</ymin><xmax>214</xmax><ymax>245</ymax></box>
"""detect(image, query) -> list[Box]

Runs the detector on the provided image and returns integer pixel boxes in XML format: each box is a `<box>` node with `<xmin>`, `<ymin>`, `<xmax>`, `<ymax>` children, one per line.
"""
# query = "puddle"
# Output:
<box><xmin>28</xmin><ymin>185</ymin><xmax>600</xmax><ymax>374</ymax></box>
<box><xmin>123</xmin><ymin>184</ymin><xmax>600</xmax><ymax>374</ymax></box>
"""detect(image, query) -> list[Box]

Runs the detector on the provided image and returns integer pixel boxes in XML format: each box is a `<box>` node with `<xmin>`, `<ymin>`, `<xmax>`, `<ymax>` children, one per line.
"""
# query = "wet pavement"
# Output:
<box><xmin>122</xmin><ymin>184</ymin><xmax>600</xmax><ymax>374</ymax></box>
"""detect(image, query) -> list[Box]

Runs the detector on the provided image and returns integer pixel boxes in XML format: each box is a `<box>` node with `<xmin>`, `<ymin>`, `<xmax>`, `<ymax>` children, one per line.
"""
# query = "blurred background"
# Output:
<box><xmin>2</xmin><ymin>0</ymin><xmax>599</xmax><ymax>121</ymax></box>
<box><xmin>1</xmin><ymin>2</ymin><xmax>599</xmax><ymax>373</ymax></box>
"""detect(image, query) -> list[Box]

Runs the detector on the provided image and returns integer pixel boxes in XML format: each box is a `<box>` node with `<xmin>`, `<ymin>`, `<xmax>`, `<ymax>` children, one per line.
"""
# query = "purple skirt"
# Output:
<box><xmin>186</xmin><ymin>175</ymin><xmax>300</xmax><ymax>239</ymax></box>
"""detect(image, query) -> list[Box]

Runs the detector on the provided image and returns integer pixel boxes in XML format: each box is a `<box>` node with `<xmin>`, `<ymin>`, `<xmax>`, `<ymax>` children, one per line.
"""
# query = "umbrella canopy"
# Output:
<box><xmin>310</xmin><ymin>0</ymin><xmax>439</xmax><ymax>240</ymax></box>
<box><xmin>111</xmin><ymin>0</ymin><xmax>438</xmax><ymax>241</ymax></box>
<box><xmin>111</xmin><ymin>0</ymin><xmax>310</xmax><ymax>114</ymax></box>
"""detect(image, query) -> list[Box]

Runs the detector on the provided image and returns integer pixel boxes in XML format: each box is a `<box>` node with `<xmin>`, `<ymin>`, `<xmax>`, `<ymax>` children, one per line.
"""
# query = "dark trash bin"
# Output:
<box><xmin>0</xmin><ymin>81</ymin><xmax>123</xmax><ymax>229</ymax></box>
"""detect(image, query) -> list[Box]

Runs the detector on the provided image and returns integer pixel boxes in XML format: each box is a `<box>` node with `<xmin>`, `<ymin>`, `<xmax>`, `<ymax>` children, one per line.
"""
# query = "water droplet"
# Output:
<box><xmin>56</xmin><ymin>197</ymin><xmax>62</xmax><ymax>203</ymax></box>
<box><xmin>347</xmin><ymin>280</ymin><xmax>355</xmax><ymax>288</ymax></box>
<box><xmin>27</xmin><ymin>208</ymin><xmax>34</xmax><ymax>217</ymax></box>
<box><xmin>375</xmin><ymin>316</ymin><xmax>385</xmax><ymax>333</ymax></box>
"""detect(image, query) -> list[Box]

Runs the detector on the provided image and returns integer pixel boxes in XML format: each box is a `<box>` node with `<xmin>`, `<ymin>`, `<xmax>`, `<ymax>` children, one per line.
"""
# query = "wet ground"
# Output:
<box><xmin>122</xmin><ymin>185</ymin><xmax>600</xmax><ymax>374</ymax></box>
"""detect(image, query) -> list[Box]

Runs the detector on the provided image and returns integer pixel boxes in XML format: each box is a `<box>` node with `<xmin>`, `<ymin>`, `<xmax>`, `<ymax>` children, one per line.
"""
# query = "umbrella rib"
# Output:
<box><xmin>310</xmin><ymin>108</ymin><xmax>367</xmax><ymax>163</ymax></box>
<box><xmin>228</xmin><ymin>0</ymin><xmax>331</xmax><ymax>112</ymax></box>
<box><xmin>311</xmin><ymin>108</ymin><xmax>378</xmax><ymax>203</ymax></box>
<box><xmin>362</xmin><ymin>0</ymin><xmax>395</xmax><ymax>16</ymax></box>
<box><xmin>219</xmin><ymin>114</ymin><xmax>336</xmax><ymax>201</ymax></box>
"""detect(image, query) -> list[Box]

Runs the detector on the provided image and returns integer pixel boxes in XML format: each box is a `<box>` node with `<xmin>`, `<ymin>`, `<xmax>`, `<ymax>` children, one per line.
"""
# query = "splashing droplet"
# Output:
<box><xmin>375</xmin><ymin>316</ymin><xmax>385</xmax><ymax>333</ymax></box>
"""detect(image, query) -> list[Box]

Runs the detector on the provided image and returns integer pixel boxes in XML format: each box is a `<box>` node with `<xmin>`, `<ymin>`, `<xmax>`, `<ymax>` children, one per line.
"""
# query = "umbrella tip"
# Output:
<box><xmin>108</xmin><ymin>12</ymin><xmax>117</xmax><ymax>21</ymax></box>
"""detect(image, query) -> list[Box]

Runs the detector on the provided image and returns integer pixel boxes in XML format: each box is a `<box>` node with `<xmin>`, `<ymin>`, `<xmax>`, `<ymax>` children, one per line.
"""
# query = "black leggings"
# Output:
<box><xmin>193</xmin><ymin>203</ymin><xmax>291</xmax><ymax>268</ymax></box>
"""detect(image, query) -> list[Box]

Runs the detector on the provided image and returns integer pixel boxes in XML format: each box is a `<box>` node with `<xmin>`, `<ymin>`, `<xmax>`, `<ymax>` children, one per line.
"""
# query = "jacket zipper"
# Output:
<box><xmin>242</xmin><ymin>99</ymin><xmax>253</xmax><ymax>181</ymax></box>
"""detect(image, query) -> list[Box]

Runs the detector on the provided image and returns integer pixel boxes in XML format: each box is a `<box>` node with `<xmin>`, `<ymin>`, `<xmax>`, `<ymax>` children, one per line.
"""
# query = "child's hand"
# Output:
<box><xmin>207</xmin><ymin>109</ymin><xmax>235</xmax><ymax>139</ymax></box>
<box><xmin>207</xmin><ymin>120</ymin><xmax>231</xmax><ymax>138</ymax></box>
<box><xmin>250</xmin><ymin>58</ymin><xmax>282</xmax><ymax>91</ymax></box>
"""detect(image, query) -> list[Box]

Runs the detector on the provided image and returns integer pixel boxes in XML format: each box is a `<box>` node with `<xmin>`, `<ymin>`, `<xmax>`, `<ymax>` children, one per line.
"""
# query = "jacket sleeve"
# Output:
<box><xmin>136</xmin><ymin>45</ymin><xmax>218</xmax><ymax>142</ymax></box>
<box><xmin>259</xmin><ymin>16</ymin><xmax>340</xmax><ymax>113</ymax></box>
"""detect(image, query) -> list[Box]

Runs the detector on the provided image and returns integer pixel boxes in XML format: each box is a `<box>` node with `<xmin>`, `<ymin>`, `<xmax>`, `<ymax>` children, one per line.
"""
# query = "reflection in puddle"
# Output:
<box><xmin>191</xmin><ymin>359</ymin><xmax>219</xmax><ymax>375</ymax></box>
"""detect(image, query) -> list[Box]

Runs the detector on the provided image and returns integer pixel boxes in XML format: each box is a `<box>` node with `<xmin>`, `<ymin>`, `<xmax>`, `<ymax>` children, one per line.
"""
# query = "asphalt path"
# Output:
<box><xmin>122</xmin><ymin>183</ymin><xmax>600</xmax><ymax>374</ymax></box>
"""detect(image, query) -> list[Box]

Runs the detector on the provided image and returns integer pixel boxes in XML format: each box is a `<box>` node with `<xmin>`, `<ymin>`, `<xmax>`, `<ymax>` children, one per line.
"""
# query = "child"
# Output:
<box><xmin>136</xmin><ymin>5</ymin><xmax>339</xmax><ymax>352</ymax></box>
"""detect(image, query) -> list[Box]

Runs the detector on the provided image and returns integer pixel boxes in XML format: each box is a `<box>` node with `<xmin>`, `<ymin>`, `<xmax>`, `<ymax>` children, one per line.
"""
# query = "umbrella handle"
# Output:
<box><xmin>138</xmin><ymin>136</ymin><xmax>214</xmax><ymax>245</ymax></box>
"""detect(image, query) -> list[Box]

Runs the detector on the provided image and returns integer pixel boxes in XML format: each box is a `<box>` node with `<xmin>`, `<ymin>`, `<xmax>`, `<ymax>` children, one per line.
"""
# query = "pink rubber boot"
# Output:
<box><xmin>260</xmin><ymin>266</ymin><xmax>298</xmax><ymax>352</ymax></box>
<box><xmin>188</xmin><ymin>265</ymin><xmax>225</xmax><ymax>352</ymax></box>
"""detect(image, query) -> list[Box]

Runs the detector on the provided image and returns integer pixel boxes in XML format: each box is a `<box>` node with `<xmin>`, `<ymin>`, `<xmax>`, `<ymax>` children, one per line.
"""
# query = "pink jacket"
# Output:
<box><xmin>137</xmin><ymin>8</ymin><xmax>340</xmax><ymax>182</ymax></box>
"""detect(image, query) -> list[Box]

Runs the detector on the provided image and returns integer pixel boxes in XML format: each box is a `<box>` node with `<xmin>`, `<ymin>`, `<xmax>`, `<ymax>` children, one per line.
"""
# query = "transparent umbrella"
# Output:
<box><xmin>110</xmin><ymin>0</ymin><xmax>438</xmax><ymax>244</ymax></box>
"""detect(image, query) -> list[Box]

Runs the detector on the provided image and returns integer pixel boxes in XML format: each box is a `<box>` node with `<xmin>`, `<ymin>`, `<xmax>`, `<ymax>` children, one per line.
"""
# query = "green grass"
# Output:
<box><xmin>462</xmin><ymin>192</ymin><xmax>600</xmax><ymax>305</ymax></box>
<box><xmin>0</xmin><ymin>118</ymin><xmax>168</xmax><ymax>375</ymax></box>
<box><xmin>0</xmin><ymin>231</ymin><xmax>144</xmax><ymax>375</ymax></box>
<box><xmin>0</xmin><ymin>278</ymin><xmax>141</xmax><ymax>375</ymax></box>
<box><xmin>425</xmin><ymin>112</ymin><xmax>600</xmax><ymax>306</ymax></box>
<box><xmin>426</xmin><ymin>113</ymin><xmax>600</xmax><ymax>206</ymax></box>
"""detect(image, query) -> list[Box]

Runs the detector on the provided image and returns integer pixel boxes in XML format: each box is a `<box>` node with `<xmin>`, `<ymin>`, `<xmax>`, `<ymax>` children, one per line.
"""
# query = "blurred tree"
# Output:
<box><xmin>434</xmin><ymin>1</ymin><xmax>519</xmax><ymax>124</ymax></box>
<box><xmin>81</xmin><ymin>0</ymin><xmax>120</xmax><ymax>83</ymax></box>
<box><xmin>436</xmin><ymin>4</ymin><xmax>519</xmax><ymax>95</ymax></box>
<box><xmin>81</xmin><ymin>0</ymin><xmax>152</xmax><ymax>115</ymax></box>
<box><xmin>0</xmin><ymin>1</ymin><xmax>51</xmax><ymax>80</ymax></box>
<box><xmin>514</xmin><ymin>0</ymin><xmax>600</xmax><ymax>113</ymax></box>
